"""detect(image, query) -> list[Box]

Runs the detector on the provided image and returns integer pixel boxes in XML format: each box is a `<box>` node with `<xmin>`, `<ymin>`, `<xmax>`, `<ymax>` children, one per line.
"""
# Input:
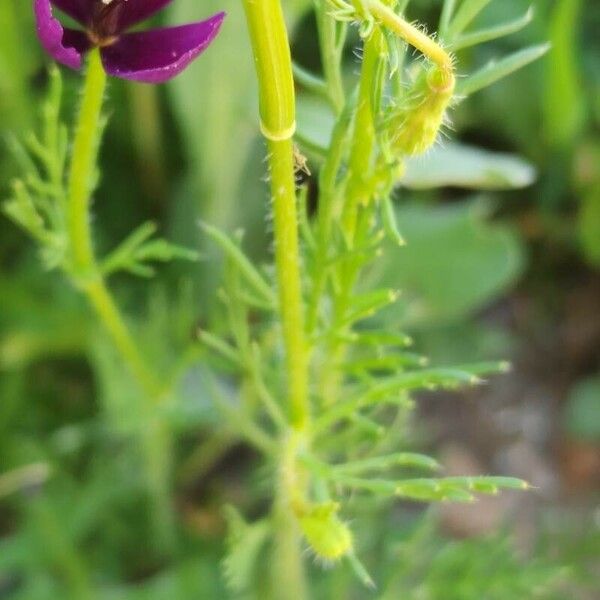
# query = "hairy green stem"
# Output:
<box><xmin>65</xmin><ymin>49</ymin><xmax>173</xmax><ymax>548</ymax></box>
<box><xmin>242</xmin><ymin>0</ymin><xmax>309</xmax><ymax>431</ymax></box>
<box><xmin>268</xmin><ymin>138</ymin><xmax>310</xmax><ymax>429</ymax></box>
<box><xmin>242</xmin><ymin>0</ymin><xmax>310</xmax><ymax>595</ymax></box>
<box><xmin>367</xmin><ymin>0</ymin><xmax>455</xmax><ymax>73</ymax></box>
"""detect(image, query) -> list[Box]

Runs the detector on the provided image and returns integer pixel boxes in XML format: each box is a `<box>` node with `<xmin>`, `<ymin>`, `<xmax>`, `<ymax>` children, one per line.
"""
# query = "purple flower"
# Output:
<box><xmin>34</xmin><ymin>0</ymin><xmax>225</xmax><ymax>83</ymax></box>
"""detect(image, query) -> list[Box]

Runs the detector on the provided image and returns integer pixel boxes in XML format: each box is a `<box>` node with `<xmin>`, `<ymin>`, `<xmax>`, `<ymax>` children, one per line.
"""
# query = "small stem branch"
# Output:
<box><xmin>367</xmin><ymin>0</ymin><xmax>455</xmax><ymax>74</ymax></box>
<box><xmin>342</xmin><ymin>33</ymin><xmax>379</xmax><ymax>242</ymax></box>
<box><xmin>315</xmin><ymin>0</ymin><xmax>346</xmax><ymax>112</ymax></box>
<box><xmin>84</xmin><ymin>279</ymin><xmax>160</xmax><ymax>397</ymax></box>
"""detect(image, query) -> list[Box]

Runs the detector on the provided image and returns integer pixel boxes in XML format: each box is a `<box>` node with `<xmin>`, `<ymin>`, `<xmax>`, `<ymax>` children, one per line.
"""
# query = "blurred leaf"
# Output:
<box><xmin>402</xmin><ymin>143</ymin><xmax>536</xmax><ymax>190</ymax></box>
<box><xmin>446</xmin><ymin>0</ymin><xmax>493</xmax><ymax>41</ymax></box>
<box><xmin>564</xmin><ymin>376</ymin><xmax>600</xmax><ymax>441</ymax></box>
<box><xmin>379</xmin><ymin>199</ymin><xmax>525</xmax><ymax>325</ymax></box>
<box><xmin>450</xmin><ymin>7</ymin><xmax>534</xmax><ymax>51</ymax></box>
<box><xmin>458</xmin><ymin>44</ymin><xmax>550</xmax><ymax>98</ymax></box>
<box><xmin>167</xmin><ymin>0</ymin><xmax>257</xmax><ymax>229</ymax></box>
<box><xmin>101</xmin><ymin>221</ymin><xmax>198</xmax><ymax>278</ymax></box>
<box><xmin>223</xmin><ymin>506</ymin><xmax>270</xmax><ymax>595</ymax></box>
<box><xmin>296</xmin><ymin>93</ymin><xmax>335</xmax><ymax>153</ymax></box>
<box><xmin>578</xmin><ymin>186</ymin><xmax>600</xmax><ymax>267</ymax></box>
<box><xmin>543</xmin><ymin>0</ymin><xmax>585</xmax><ymax>147</ymax></box>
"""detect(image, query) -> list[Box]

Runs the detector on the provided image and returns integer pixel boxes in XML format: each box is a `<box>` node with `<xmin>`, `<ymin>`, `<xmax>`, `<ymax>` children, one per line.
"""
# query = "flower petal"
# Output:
<box><xmin>114</xmin><ymin>0</ymin><xmax>175</xmax><ymax>31</ymax></box>
<box><xmin>51</xmin><ymin>0</ymin><xmax>92</xmax><ymax>25</ymax></box>
<box><xmin>34</xmin><ymin>0</ymin><xmax>89</xmax><ymax>69</ymax></box>
<box><xmin>100</xmin><ymin>13</ymin><xmax>225</xmax><ymax>84</ymax></box>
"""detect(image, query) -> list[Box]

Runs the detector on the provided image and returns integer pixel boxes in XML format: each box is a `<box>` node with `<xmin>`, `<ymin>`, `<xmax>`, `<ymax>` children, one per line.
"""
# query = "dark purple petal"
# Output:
<box><xmin>51</xmin><ymin>0</ymin><xmax>92</xmax><ymax>25</ymax></box>
<box><xmin>114</xmin><ymin>0</ymin><xmax>175</xmax><ymax>31</ymax></box>
<box><xmin>34</xmin><ymin>0</ymin><xmax>88</xmax><ymax>69</ymax></box>
<box><xmin>100</xmin><ymin>13</ymin><xmax>225</xmax><ymax>84</ymax></box>
<box><xmin>62</xmin><ymin>27</ymin><xmax>92</xmax><ymax>54</ymax></box>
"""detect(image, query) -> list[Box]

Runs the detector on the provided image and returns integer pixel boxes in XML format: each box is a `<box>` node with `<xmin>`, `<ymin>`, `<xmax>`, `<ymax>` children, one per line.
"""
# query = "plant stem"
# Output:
<box><xmin>342</xmin><ymin>34</ymin><xmax>380</xmax><ymax>241</ymax></box>
<box><xmin>267</xmin><ymin>137</ymin><xmax>309</xmax><ymax>429</ymax></box>
<box><xmin>367</xmin><ymin>0</ymin><xmax>455</xmax><ymax>73</ymax></box>
<box><xmin>66</xmin><ymin>49</ymin><xmax>105</xmax><ymax>275</ymax></box>
<box><xmin>242</xmin><ymin>0</ymin><xmax>310</xmax><ymax>595</ymax></box>
<box><xmin>315</xmin><ymin>0</ymin><xmax>346</xmax><ymax>112</ymax></box>
<box><xmin>65</xmin><ymin>49</ymin><xmax>173</xmax><ymax>547</ymax></box>
<box><xmin>320</xmin><ymin>35</ymin><xmax>381</xmax><ymax>408</ymax></box>
<box><xmin>272</xmin><ymin>431</ymin><xmax>309</xmax><ymax>600</ymax></box>
<box><xmin>242</xmin><ymin>0</ymin><xmax>310</xmax><ymax>431</ymax></box>
<box><xmin>66</xmin><ymin>48</ymin><xmax>161</xmax><ymax>398</ymax></box>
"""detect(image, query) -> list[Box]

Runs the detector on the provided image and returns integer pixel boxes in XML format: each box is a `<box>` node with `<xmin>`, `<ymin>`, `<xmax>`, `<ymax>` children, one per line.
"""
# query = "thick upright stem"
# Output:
<box><xmin>242</xmin><ymin>0</ymin><xmax>310</xmax><ymax>595</ymax></box>
<box><xmin>268</xmin><ymin>138</ymin><xmax>310</xmax><ymax>429</ymax></box>
<box><xmin>242</xmin><ymin>0</ymin><xmax>309</xmax><ymax>431</ymax></box>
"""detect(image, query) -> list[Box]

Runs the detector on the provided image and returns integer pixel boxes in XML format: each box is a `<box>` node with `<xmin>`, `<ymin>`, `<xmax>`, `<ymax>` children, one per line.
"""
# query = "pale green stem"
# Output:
<box><xmin>65</xmin><ymin>49</ymin><xmax>173</xmax><ymax>547</ymax></box>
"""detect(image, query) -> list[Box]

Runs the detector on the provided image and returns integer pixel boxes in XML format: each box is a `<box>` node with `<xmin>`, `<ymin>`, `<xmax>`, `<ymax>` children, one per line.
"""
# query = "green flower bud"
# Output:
<box><xmin>299</xmin><ymin>502</ymin><xmax>353</xmax><ymax>561</ymax></box>
<box><xmin>384</xmin><ymin>64</ymin><xmax>455</xmax><ymax>157</ymax></box>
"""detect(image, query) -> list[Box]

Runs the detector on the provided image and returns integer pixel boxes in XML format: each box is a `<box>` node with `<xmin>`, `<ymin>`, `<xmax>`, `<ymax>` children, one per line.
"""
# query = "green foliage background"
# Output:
<box><xmin>0</xmin><ymin>0</ymin><xmax>598</xmax><ymax>597</ymax></box>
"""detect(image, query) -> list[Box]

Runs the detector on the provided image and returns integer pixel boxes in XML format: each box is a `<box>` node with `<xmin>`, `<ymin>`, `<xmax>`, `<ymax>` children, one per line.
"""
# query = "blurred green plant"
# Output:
<box><xmin>3</xmin><ymin>0</ymin><xmax>597</xmax><ymax>598</ymax></box>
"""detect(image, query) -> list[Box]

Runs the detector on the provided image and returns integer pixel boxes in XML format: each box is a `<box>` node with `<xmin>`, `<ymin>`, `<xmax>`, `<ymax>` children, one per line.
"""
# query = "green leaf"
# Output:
<box><xmin>200</xmin><ymin>222</ymin><xmax>276</xmax><ymax>306</ymax></box>
<box><xmin>331</xmin><ymin>452</ymin><xmax>440</xmax><ymax>475</ymax></box>
<box><xmin>102</xmin><ymin>221</ymin><xmax>198</xmax><ymax>278</ymax></box>
<box><xmin>402</xmin><ymin>143</ymin><xmax>536</xmax><ymax>190</ymax></box>
<box><xmin>451</xmin><ymin>7</ymin><xmax>534</xmax><ymax>51</ymax></box>
<box><xmin>457</xmin><ymin>44</ymin><xmax>550</xmax><ymax>98</ymax></box>
<box><xmin>446</xmin><ymin>0</ymin><xmax>493</xmax><ymax>40</ymax></box>
<box><xmin>378</xmin><ymin>200</ymin><xmax>525</xmax><ymax>325</ymax></box>
<box><xmin>222</xmin><ymin>506</ymin><xmax>271</xmax><ymax>594</ymax></box>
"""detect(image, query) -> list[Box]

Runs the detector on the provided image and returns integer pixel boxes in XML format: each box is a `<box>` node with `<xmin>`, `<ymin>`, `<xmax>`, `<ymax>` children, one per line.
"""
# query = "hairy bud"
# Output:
<box><xmin>384</xmin><ymin>64</ymin><xmax>455</xmax><ymax>156</ymax></box>
<box><xmin>299</xmin><ymin>502</ymin><xmax>353</xmax><ymax>561</ymax></box>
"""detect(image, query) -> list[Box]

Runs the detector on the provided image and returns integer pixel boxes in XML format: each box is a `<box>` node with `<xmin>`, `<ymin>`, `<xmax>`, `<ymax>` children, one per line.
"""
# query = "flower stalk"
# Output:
<box><xmin>66</xmin><ymin>48</ymin><xmax>161</xmax><ymax>398</ymax></box>
<box><xmin>65</xmin><ymin>48</ymin><xmax>173</xmax><ymax>547</ymax></box>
